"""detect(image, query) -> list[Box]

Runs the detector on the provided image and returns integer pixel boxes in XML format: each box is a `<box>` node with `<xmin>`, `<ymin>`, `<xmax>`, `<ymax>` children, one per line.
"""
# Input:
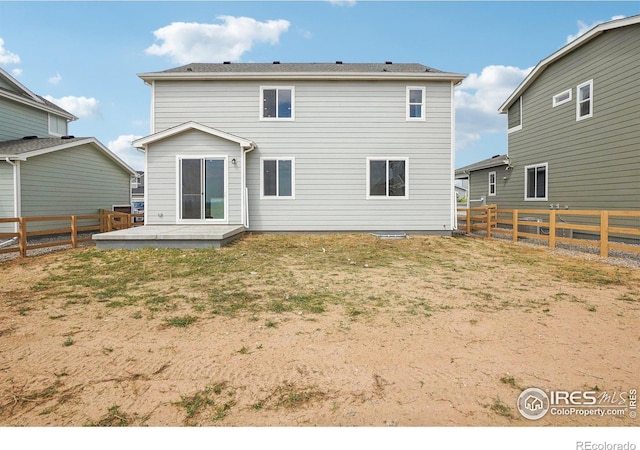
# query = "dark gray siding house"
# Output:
<box><xmin>494</xmin><ymin>15</ymin><xmax>640</xmax><ymax>214</ymax></box>
<box><xmin>0</xmin><ymin>68</ymin><xmax>136</xmax><ymax>234</ymax></box>
<box><xmin>133</xmin><ymin>62</ymin><xmax>466</xmax><ymax>234</ymax></box>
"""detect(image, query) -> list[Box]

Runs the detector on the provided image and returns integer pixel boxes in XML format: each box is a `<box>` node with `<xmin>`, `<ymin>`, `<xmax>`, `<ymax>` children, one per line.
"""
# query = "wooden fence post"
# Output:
<box><xmin>600</xmin><ymin>210</ymin><xmax>609</xmax><ymax>258</ymax></box>
<box><xmin>486</xmin><ymin>206</ymin><xmax>492</xmax><ymax>239</ymax></box>
<box><xmin>466</xmin><ymin>209</ymin><xmax>471</xmax><ymax>234</ymax></box>
<box><xmin>18</xmin><ymin>217</ymin><xmax>27</xmax><ymax>257</ymax></box>
<box><xmin>549</xmin><ymin>210</ymin><xmax>556</xmax><ymax>250</ymax></box>
<box><xmin>71</xmin><ymin>216</ymin><xmax>78</xmax><ymax>248</ymax></box>
<box><xmin>512</xmin><ymin>210</ymin><xmax>518</xmax><ymax>243</ymax></box>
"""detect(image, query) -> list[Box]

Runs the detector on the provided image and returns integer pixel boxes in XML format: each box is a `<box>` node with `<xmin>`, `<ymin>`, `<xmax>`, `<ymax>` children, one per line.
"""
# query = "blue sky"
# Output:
<box><xmin>1</xmin><ymin>1</ymin><xmax>639</xmax><ymax>171</ymax></box>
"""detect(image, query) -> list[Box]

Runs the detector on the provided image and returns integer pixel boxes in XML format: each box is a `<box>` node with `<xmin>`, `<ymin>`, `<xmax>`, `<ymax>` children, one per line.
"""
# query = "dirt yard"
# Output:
<box><xmin>0</xmin><ymin>234</ymin><xmax>638</xmax><ymax>427</ymax></box>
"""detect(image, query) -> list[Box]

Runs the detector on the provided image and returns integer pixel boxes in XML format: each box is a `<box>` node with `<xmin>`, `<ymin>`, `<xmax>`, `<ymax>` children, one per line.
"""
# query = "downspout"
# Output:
<box><xmin>241</xmin><ymin>142</ymin><xmax>256</xmax><ymax>228</ymax></box>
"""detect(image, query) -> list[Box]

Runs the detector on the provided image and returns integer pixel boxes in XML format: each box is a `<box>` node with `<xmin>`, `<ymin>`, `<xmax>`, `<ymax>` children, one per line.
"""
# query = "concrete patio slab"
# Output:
<box><xmin>92</xmin><ymin>225</ymin><xmax>246</xmax><ymax>250</ymax></box>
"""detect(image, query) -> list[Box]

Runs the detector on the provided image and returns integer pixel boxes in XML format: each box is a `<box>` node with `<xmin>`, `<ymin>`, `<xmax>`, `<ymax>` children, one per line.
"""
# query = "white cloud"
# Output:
<box><xmin>145</xmin><ymin>15</ymin><xmax>291</xmax><ymax>64</ymax></box>
<box><xmin>455</xmin><ymin>65</ymin><xmax>532</xmax><ymax>151</ymax></box>
<box><xmin>44</xmin><ymin>95</ymin><xmax>101</xmax><ymax>119</ymax></box>
<box><xmin>107</xmin><ymin>134</ymin><xmax>144</xmax><ymax>171</ymax></box>
<box><xmin>0</xmin><ymin>37</ymin><xmax>20</xmax><ymax>65</ymax></box>
<box><xmin>11</xmin><ymin>68</ymin><xmax>22</xmax><ymax>77</ymax></box>
<box><xmin>48</xmin><ymin>72</ymin><xmax>62</xmax><ymax>85</ymax></box>
<box><xmin>566</xmin><ymin>15</ymin><xmax>626</xmax><ymax>44</ymax></box>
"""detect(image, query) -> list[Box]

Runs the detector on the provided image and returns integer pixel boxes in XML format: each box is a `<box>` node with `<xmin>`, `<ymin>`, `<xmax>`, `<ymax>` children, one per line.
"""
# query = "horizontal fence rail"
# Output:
<box><xmin>0</xmin><ymin>210</ymin><xmax>143</xmax><ymax>258</ymax></box>
<box><xmin>458</xmin><ymin>205</ymin><xmax>640</xmax><ymax>258</ymax></box>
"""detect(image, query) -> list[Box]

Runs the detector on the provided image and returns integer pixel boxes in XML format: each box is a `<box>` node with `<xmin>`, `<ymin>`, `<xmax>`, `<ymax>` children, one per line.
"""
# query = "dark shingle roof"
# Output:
<box><xmin>0</xmin><ymin>137</ymin><xmax>88</xmax><ymax>156</ymax></box>
<box><xmin>455</xmin><ymin>154</ymin><xmax>509</xmax><ymax>177</ymax></box>
<box><xmin>161</xmin><ymin>62</ymin><xmax>444</xmax><ymax>74</ymax></box>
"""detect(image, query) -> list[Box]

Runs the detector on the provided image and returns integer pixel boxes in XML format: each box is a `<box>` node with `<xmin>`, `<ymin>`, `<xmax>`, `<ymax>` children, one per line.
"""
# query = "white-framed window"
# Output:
<box><xmin>406</xmin><ymin>86</ymin><xmax>425</xmax><ymax>120</ymax></box>
<box><xmin>260</xmin><ymin>86</ymin><xmax>294</xmax><ymax>120</ymax></box>
<box><xmin>48</xmin><ymin>114</ymin><xmax>67</xmax><ymax>136</ymax></box>
<box><xmin>524</xmin><ymin>163</ymin><xmax>548</xmax><ymax>201</ymax></box>
<box><xmin>507</xmin><ymin>96</ymin><xmax>523</xmax><ymax>133</ymax></box>
<box><xmin>488</xmin><ymin>171</ymin><xmax>497</xmax><ymax>196</ymax></box>
<box><xmin>366</xmin><ymin>157</ymin><xmax>408</xmax><ymax>198</ymax></box>
<box><xmin>576</xmin><ymin>80</ymin><xmax>593</xmax><ymax>121</ymax></box>
<box><xmin>261</xmin><ymin>158</ymin><xmax>295</xmax><ymax>198</ymax></box>
<box><xmin>177</xmin><ymin>156</ymin><xmax>227</xmax><ymax>222</ymax></box>
<box><xmin>552</xmin><ymin>89</ymin><xmax>572</xmax><ymax>107</ymax></box>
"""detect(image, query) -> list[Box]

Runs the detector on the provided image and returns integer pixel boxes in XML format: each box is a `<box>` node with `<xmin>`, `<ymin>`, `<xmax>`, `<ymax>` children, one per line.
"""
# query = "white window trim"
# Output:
<box><xmin>524</xmin><ymin>162</ymin><xmax>548</xmax><ymax>202</ymax></box>
<box><xmin>260</xmin><ymin>157</ymin><xmax>296</xmax><ymax>199</ymax></box>
<box><xmin>366</xmin><ymin>157</ymin><xmax>410</xmax><ymax>199</ymax></box>
<box><xmin>576</xmin><ymin>79</ymin><xmax>593</xmax><ymax>121</ymax></box>
<box><xmin>259</xmin><ymin>86</ymin><xmax>295</xmax><ymax>121</ymax></box>
<box><xmin>507</xmin><ymin>96</ymin><xmax>523</xmax><ymax>133</ymax></box>
<box><xmin>552</xmin><ymin>89</ymin><xmax>572</xmax><ymax>108</ymax></box>
<box><xmin>488</xmin><ymin>171</ymin><xmax>497</xmax><ymax>197</ymax></box>
<box><xmin>406</xmin><ymin>86</ymin><xmax>426</xmax><ymax>121</ymax></box>
<box><xmin>175</xmin><ymin>155</ymin><xmax>229</xmax><ymax>224</ymax></box>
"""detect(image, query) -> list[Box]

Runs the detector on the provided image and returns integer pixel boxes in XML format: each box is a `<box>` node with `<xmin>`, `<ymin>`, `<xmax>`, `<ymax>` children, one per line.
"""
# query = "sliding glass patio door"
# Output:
<box><xmin>180</xmin><ymin>158</ymin><xmax>226</xmax><ymax>221</ymax></box>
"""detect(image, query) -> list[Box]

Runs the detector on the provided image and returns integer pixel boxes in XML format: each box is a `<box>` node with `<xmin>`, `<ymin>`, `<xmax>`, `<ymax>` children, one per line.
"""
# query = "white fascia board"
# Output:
<box><xmin>138</xmin><ymin>71</ymin><xmax>467</xmax><ymax>84</ymax></box>
<box><xmin>133</xmin><ymin>121</ymin><xmax>255</xmax><ymax>150</ymax></box>
<box><xmin>0</xmin><ymin>67</ymin><xmax>43</xmax><ymax>104</ymax></box>
<box><xmin>498</xmin><ymin>15</ymin><xmax>640</xmax><ymax>114</ymax></box>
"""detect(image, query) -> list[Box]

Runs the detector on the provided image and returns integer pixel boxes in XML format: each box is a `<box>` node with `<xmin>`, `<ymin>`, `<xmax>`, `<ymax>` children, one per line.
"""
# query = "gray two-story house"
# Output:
<box><xmin>133</xmin><ymin>62</ymin><xmax>465</xmax><ymax>234</ymax></box>
<box><xmin>0</xmin><ymin>67</ymin><xmax>136</xmax><ymax>233</ymax></box>
<box><xmin>462</xmin><ymin>15</ymin><xmax>640</xmax><ymax>219</ymax></box>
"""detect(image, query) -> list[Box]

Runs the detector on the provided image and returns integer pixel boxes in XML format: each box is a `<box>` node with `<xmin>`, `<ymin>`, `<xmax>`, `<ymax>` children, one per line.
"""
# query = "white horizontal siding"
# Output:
<box><xmin>151</xmin><ymin>79</ymin><xmax>455</xmax><ymax>231</ymax></box>
<box><xmin>145</xmin><ymin>130</ymin><xmax>243</xmax><ymax>225</ymax></box>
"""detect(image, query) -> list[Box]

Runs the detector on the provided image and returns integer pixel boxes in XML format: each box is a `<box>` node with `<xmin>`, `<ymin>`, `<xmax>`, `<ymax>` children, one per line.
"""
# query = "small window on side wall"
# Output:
<box><xmin>488</xmin><ymin>171</ymin><xmax>497</xmax><ymax>196</ymax></box>
<box><xmin>576</xmin><ymin>80</ymin><xmax>593</xmax><ymax>121</ymax></box>
<box><xmin>507</xmin><ymin>96</ymin><xmax>522</xmax><ymax>133</ymax></box>
<box><xmin>552</xmin><ymin>89</ymin><xmax>572</xmax><ymax>107</ymax></box>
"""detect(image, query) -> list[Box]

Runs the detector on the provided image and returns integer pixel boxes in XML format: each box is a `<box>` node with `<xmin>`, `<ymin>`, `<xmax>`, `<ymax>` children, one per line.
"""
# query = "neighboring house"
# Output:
<box><xmin>133</xmin><ymin>62</ymin><xmax>465</xmax><ymax>233</ymax></box>
<box><xmin>0</xmin><ymin>68</ymin><xmax>136</xmax><ymax>233</ymax></box>
<box><xmin>455</xmin><ymin>154</ymin><xmax>510</xmax><ymax>207</ymax></box>
<box><xmin>131</xmin><ymin>171</ymin><xmax>144</xmax><ymax>222</ymax></box>
<box><xmin>465</xmin><ymin>15</ymin><xmax>640</xmax><ymax>215</ymax></box>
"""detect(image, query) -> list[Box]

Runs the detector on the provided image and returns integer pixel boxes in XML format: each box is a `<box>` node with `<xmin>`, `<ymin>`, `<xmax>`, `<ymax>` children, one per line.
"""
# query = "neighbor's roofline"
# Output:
<box><xmin>1</xmin><ymin>137</ymin><xmax>137</xmax><ymax>176</ymax></box>
<box><xmin>0</xmin><ymin>67</ymin><xmax>78</xmax><ymax>121</ymax></box>
<box><xmin>498</xmin><ymin>14</ymin><xmax>640</xmax><ymax>113</ymax></box>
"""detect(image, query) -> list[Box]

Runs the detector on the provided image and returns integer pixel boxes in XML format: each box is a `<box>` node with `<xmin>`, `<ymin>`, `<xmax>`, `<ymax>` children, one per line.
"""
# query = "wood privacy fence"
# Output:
<box><xmin>458</xmin><ymin>205</ymin><xmax>640</xmax><ymax>258</ymax></box>
<box><xmin>0</xmin><ymin>210</ymin><xmax>143</xmax><ymax>258</ymax></box>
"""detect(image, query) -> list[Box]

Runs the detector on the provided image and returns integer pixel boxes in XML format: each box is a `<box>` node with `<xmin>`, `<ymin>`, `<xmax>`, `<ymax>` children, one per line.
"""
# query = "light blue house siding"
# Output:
<box><xmin>0</xmin><ymin>97</ymin><xmax>52</xmax><ymax>141</ymax></box>
<box><xmin>141</xmin><ymin>66</ymin><xmax>463</xmax><ymax>233</ymax></box>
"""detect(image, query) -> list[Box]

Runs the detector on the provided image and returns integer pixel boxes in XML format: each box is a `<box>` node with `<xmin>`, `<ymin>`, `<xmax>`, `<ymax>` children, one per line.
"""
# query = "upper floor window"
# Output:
<box><xmin>406</xmin><ymin>87</ymin><xmax>425</xmax><ymax>120</ymax></box>
<box><xmin>576</xmin><ymin>80</ymin><xmax>593</xmax><ymax>121</ymax></box>
<box><xmin>367</xmin><ymin>158</ymin><xmax>408</xmax><ymax>198</ymax></box>
<box><xmin>552</xmin><ymin>89</ymin><xmax>572</xmax><ymax>107</ymax></box>
<box><xmin>261</xmin><ymin>87</ymin><xmax>294</xmax><ymax>120</ymax></box>
<box><xmin>524</xmin><ymin>163</ymin><xmax>548</xmax><ymax>201</ymax></box>
<box><xmin>48</xmin><ymin>114</ymin><xmax>67</xmax><ymax>136</ymax></box>
<box><xmin>507</xmin><ymin>96</ymin><xmax>522</xmax><ymax>133</ymax></box>
<box><xmin>261</xmin><ymin>158</ymin><xmax>295</xmax><ymax>198</ymax></box>
<box><xmin>488</xmin><ymin>171</ymin><xmax>497</xmax><ymax>196</ymax></box>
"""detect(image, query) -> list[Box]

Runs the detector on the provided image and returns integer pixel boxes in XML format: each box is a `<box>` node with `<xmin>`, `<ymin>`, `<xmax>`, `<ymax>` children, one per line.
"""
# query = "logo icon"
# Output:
<box><xmin>517</xmin><ymin>387</ymin><xmax>550</xmax><ymax>420</ymax></box>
